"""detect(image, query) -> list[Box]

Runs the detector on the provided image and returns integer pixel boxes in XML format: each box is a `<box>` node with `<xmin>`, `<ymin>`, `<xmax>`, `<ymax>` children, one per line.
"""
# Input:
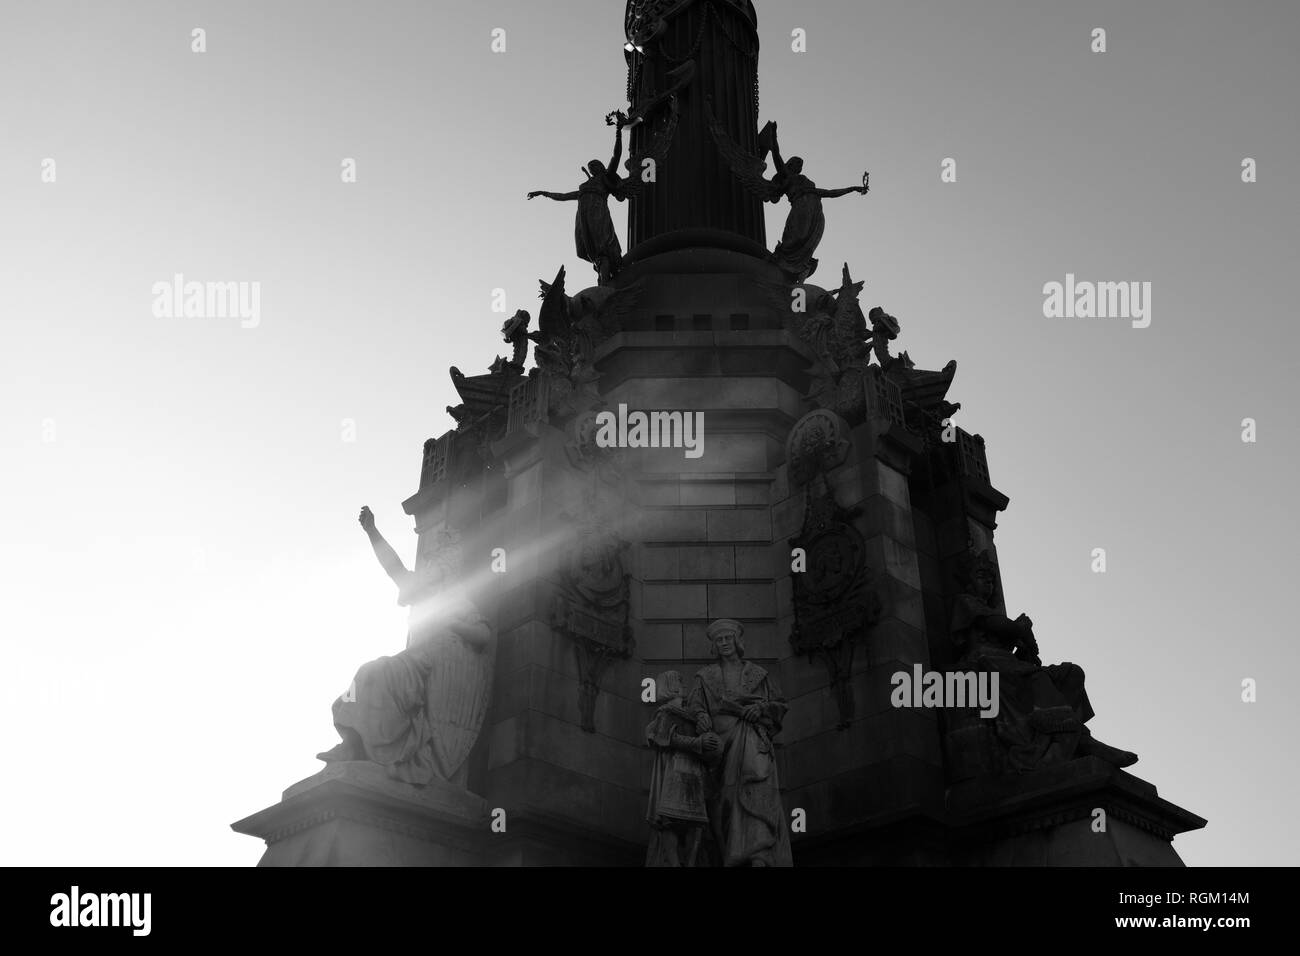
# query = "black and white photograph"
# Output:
<box><xmin>3</xmin><ymin>0</ymin><xmax>1293</xmax><ymax>938</ymax></box>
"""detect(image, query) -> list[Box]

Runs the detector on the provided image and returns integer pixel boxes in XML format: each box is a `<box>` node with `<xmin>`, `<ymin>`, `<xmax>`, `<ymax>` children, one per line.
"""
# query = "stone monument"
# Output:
<box><xmin>233</xmin><ymin>0</ymin><xmax>1205</xmax><ymax>866</ymax></box>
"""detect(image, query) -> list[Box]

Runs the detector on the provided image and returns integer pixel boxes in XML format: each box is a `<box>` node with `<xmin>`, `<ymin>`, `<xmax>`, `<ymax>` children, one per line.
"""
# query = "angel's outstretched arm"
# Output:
<box><xmin>528</xmin><ymin>190</ymin><xmax>581</xmax><ymax>201</ymax></box>
<box><xmin>816</xmin><ymin>185</ymin><xmax>866</xmax><ymax>199</ymax></box>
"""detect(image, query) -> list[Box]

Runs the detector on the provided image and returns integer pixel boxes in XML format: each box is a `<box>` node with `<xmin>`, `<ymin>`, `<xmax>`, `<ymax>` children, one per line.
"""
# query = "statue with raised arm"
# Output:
<box><xmin>528</xmin><ymin>115</ymin><xmax>629</xmax><ymax>286</ymax></box>
<box><xmin>706</xmin><ymin>98</ymin><xmax>868</xmax><ymax>282</ymax></box>
<box><xmin>529</xmin><ymin>104</ymin><xmax>680</xmax><ymax>285</ymax></box>
<box><xmin>317</xmin><ymin>507</ymin><xmax>495</xmax><ymax>788</ymax></box>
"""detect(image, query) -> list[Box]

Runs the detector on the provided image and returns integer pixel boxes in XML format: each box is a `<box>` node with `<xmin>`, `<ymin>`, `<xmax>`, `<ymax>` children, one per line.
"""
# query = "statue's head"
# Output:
<box><xmin>586</xmin><ymin>159</ymin><xmax>606</xmax><ymax>178</ymax></box>
<box><xmin>868</xmin><ymin>306</ymin><xmax>901</xmax><ymax>340</ymax></box>
<box><xmin>656</xmin><ymin>670</ymin><xmax>684</xmax><ymax>702</ymax></box>
<box><xmin>787</xmin><ymin>156</ymin><xmax>805</xmax><ymax>175</ymax></box>
<box><xmin>706</xmin><ymin>619</ymin><xmax>745</xmax><ymax>660</ymax></box>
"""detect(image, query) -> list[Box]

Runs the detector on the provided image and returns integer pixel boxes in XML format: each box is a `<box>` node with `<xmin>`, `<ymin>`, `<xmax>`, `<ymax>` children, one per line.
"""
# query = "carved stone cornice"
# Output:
<box><xmin>231</xmin><ymin>762</ymin><xmax>492</xmax><ymax>854</ymax></box>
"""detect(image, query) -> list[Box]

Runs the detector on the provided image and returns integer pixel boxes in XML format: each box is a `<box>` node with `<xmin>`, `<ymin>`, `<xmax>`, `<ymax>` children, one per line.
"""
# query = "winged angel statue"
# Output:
<box><xmin>705</xmin><ymin>97</ymin><xmax>868</xmax><ymax>282</ymax></box>
<box><xmin>529</xmin><ymin>102</ymin><xmax>680</xmax><ymax>285</ymax></box>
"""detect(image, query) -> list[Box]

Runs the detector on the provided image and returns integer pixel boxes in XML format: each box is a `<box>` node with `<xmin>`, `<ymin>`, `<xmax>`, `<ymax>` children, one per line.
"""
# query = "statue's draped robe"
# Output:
<box><xmin>951</xmin><ymin>593</ymin><xmax>1091</xmax><ymax>771</ymax></box>
<box><xmin>331</xmin><ymin>583</ymin><xmax>494</xmax><ymax>785</ymax></box>
<box><xmin>645</xmin><ymin>704</ymin><xmax>710</xmax><ymax>826</ymax></box>
<box><xmin>644</xmin><ymin>702</ymin><xmax>710</xmax><ymax>867</ymax></box>
<box><xmin>688</xmin><ymin>662</ymin><xmax>793</xmax><ymax>867</ymax></box>
<box><xmin>575</xmin><ymin>177</ymin><xmax>623</xmax><ymax>281</ymax></box>
<box><xmin>771</xmin><ymin>174</ymin><xmax>824</xmax><ymax>281</ymax></box>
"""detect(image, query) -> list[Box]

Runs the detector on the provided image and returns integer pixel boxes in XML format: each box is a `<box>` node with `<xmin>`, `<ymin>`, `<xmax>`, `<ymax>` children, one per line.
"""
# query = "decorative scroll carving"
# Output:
<box><xmin>786</xmin><ymin>408</ymin><xmax>850</xmax><ymax>486</ymax></box>
<box><xmin>528</xmin><ymin>101</ymin><xmax>679</xmax><ymax>286</ymax></box>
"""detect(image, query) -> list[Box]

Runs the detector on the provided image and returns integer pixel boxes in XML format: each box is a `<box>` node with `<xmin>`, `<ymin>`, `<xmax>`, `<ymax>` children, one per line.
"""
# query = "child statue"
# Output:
<box><xmin>644</xmin><ymin>670</ymin><xmax>719</xmax><ymax>867</ymax></box>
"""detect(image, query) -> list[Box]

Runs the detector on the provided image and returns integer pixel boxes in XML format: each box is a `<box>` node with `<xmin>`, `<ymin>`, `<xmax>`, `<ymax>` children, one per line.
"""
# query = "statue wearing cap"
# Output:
<box><xmin>685</xmin><ymin>619</ymin><xmax>793</xmax><ymax>867</ymax></box>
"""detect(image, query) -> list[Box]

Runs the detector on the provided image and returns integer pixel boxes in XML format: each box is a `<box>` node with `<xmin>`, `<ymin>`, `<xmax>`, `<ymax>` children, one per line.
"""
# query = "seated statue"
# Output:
<box><xmin>951</xmin><ymin>551</ymin><xmax>1137</xmax><ymax>773</ymax></box>
<box><xmin>317</xmin><ymin>508</ymin><xmax>495</xmax><ymax>788</ymax></box>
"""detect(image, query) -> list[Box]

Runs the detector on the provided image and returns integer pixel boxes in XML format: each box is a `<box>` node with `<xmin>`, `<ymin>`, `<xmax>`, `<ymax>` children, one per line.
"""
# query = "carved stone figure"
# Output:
<box><xmin>786</xmin><ymin>410</ymin><xmax>882</xmax><ymax>727</ymax></box>
<box><xmin>549</xmin><ymin>501</ymin><xmax>634</xmax><ymax>732</ymax></box>
<box><xmin>528</xmin><ymin>119</ymin><xmax>627</xmax><ymax>285</ymax></box>
<box><xmin>499</xmin><ymin>309</ymin><xmax>531</xmax><ymax>372</ymax></box>
<box><xmin>779</xmin><ymin>268</ymin><xmax>963</xmax><ymax>430</ymax></box>
<box><xmin>645</xmin><ymin>670</ymin><xmax>720</xmax><ymax>867</ymax></box>
<box><xmin>784</xmin><ymin>264</ymin><xmax>885</xmax><ymax>421</ymax></box>
<box><xmin>530</xmin><ymin>267</ymin><xmax>602</xmax><ymax>417</ymax></box>
<box><xmin>687</xmin><ymin>619</ymin><xmax>793</xmax><ymax>866</ymax></box>
<box><xmin>951</xmin><ymin>551</ymin><xmax>1138</xmax><ymax>773</ymax></box>
<box><xmin>529</xmin><ymin>106</ymin><xmax>679</xmax><ymax>285</ymax></box>
<box><xmin>538</xmin><ymin>273</ymin><xmax>643</xmax><ymax>334</ymax></box>
<box><xmin>706</xmin><ymin>100</ymin><xmax>867</xmax><ymax>282</ymax></box>
<box><xmin>317</xmin><ymin>509</ymin><xmax>495</xmax><ymax>788</ymax></box>
<box><xmin>528</xmin><ymin>266</ymin><xmax>644</xmax><ymax>424</ymax></box>
<box><xmin>626</xmin><ymin>0</ymin><xmax>694</xmax><ymax>49</ymax></box>
<box><xmin>799</xmin><ymin>264</ymin><xmax>871</xmax><ymax>414</ymax></box>
<box><xmin>536</xmin><ymin>266</ymin><xmax>643</xmax><ymax>366</ymax></box>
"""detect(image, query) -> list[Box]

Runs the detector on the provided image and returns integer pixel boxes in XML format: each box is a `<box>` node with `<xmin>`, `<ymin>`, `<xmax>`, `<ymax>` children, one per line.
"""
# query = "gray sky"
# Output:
<box><xmin>1</xmin><ymin>0</ymin><xmax>1296</xmax><ymax>866</ymax></box>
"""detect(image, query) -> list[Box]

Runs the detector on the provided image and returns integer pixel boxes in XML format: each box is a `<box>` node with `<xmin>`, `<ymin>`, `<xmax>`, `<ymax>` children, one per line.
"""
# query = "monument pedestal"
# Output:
<box><xmin>231</xmin><ymin>762</ymin><xmax>491</xmax><ymax>867</ymax></box>
<box><xmin>946</xmin><ymin>757</ymin><xmax>1206</xmax><ymax>866</ymax></box>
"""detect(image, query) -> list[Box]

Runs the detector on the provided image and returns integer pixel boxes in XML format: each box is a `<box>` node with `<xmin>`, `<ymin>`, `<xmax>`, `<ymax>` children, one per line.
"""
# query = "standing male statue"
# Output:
<box><xmin>686</xmin><ymin>619</ymin><xmax>793</xmax><ymax>866</ymax></box>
